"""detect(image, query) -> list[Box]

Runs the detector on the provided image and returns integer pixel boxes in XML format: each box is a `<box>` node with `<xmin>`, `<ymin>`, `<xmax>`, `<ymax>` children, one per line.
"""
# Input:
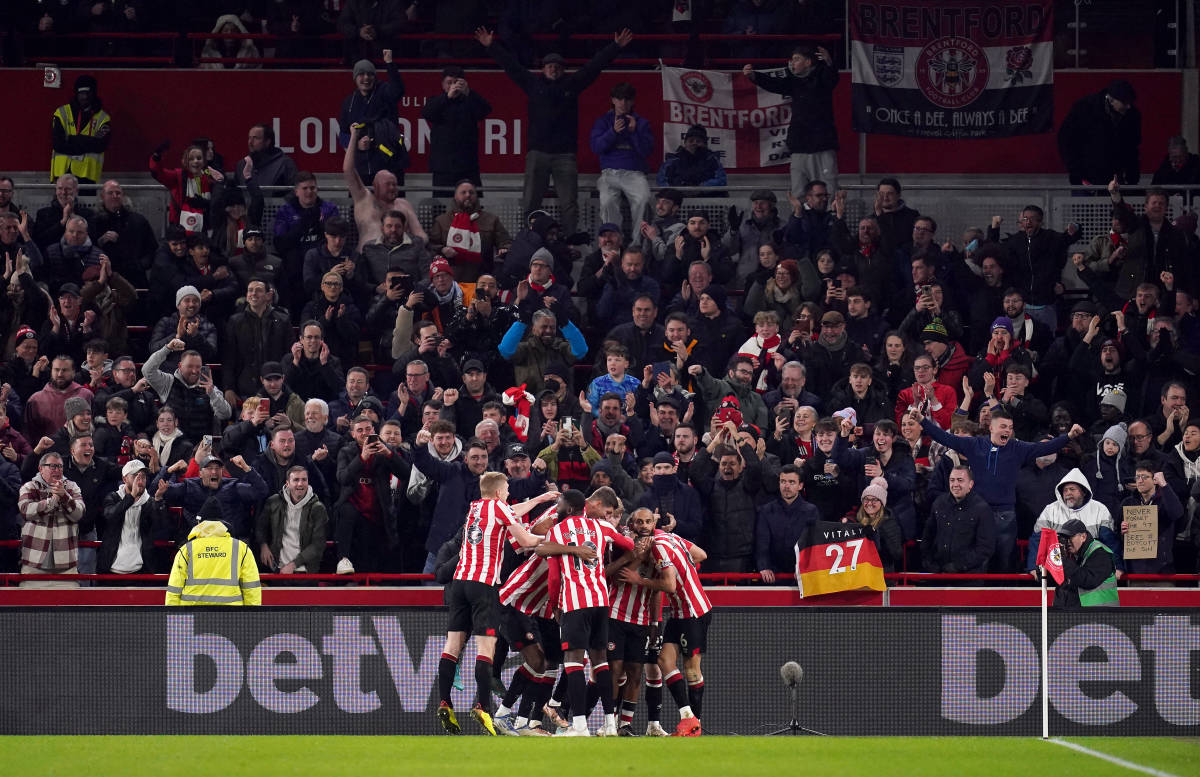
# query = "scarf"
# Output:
<box><xmin>819</xmin><ymin>331</ymin><xmax>847</xmax><ymax>352</ymax></box>
<box><xmin>407</xmin><ymin>438</ymin><xmax>463</xmax><ymax>501</ymax></box>
<box><xmin>153</xmin><ymin>428</ymin><xmax>184</xmax><ymax>464</ymax></box>
<box><xmin>738</xmin><ymin>334</ymin><xmax>781</xmax><ymax>392</ymax></box>
<box><xmin>430</xmin><ymin>281</ymin><xmax>464</xmax><ymax>307</ymax></box>
<box><xmin>528</xmin><ymin>273</ymin><xmax>555</xmax><ymax>294</ymax></box>
<box><xmin>1108</xmin><ymin>230</ymin><xmax>1128</xmax><ymax>249</ymax></box>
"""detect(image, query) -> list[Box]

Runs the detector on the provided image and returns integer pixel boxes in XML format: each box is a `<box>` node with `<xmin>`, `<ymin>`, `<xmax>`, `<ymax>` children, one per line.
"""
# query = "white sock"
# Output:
<box><xmin>572</xmin><ymin>715</ymin><xmax>588</xmax><ymax>730</ymax></box>
<box><xmin>515</xmin><ymin>716</ymin><xmax>529</xmax><ymax>728</ymax></box>
<box><xmin>605</xmin><ymin>713</ymin><xmax>616</xmax><ymax>726</ymax></box>
<box><xmin>496</xmin><ymin>704</ymin><xmax>512</xmax><ymax>717</ymax></box>
<box><xmin>679</xmin><ymin>705</ymin><xmax>694</xmax><ymax>719</ymax></box>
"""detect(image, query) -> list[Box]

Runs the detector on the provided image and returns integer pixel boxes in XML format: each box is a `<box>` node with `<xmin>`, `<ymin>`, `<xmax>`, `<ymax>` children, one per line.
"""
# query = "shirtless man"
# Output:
<box><xmin>344</xmin><ymin>124</ymin><xmax>425</xmax><ymax>251</ymax></box>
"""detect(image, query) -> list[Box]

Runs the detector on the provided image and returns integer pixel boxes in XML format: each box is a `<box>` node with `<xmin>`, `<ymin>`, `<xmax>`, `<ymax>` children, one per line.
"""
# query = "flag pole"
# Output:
<box><xmin>1040</xmin><ymin>565</ymin><xmax>1049</xmax><ymax>740</ymax></box>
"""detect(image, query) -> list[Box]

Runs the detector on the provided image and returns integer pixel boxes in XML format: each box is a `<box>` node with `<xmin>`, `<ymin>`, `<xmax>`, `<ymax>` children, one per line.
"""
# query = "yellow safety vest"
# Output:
<box><xmin>50</xmin><ymin>103</ymin><xmax>111</xmax><ymax>183</ymax></box>
<box><xmin>165</xmin><ymin>524</ymin><xmax>261</xmax><ymax>606</ymax></box>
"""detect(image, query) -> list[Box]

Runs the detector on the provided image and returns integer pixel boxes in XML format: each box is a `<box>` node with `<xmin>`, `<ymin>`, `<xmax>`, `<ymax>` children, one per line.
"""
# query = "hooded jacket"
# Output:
<box><xmin>256</xmin><ymin>484</ymin><xmax>329</xmax><ymax>573</ymax></box>
<box><xmin>199</xmin><ymin>15</ymin><xmax>261</xmax><ymax>69</ymax></box>
<box><xmin>1026</xmin><ymin>468</ymin><xmax>1118</xmax><ymax>570</ymax></box>
<box><xmin>165</xmin><ymin>520</ymin><xmax>261</xmax><ymax>606</ymax></box>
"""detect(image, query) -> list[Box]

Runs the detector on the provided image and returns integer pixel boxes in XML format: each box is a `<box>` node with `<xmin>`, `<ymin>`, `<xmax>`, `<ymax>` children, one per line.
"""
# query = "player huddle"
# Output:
<box><xmin>435</xmin><ymin>476</ymin><xmax>712</xmax><ymax>737</ymax></box>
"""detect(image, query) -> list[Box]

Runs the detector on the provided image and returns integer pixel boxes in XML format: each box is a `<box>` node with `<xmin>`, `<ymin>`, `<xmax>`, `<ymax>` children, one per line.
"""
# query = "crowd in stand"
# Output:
<box><xmin>0</xmin><ymin>1</ymin><xmax>842</xmax><ymax>67</ymax></box>
<box><xmin>4</xmin><ymin>27</ymin><xmax>1200</xmax><ymax>590</ymax></box>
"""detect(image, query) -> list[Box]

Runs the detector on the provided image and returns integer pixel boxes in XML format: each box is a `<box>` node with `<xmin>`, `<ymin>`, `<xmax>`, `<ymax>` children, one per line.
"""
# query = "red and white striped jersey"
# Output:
<box><xmin>652</xmin><ymin>532</ymin><xmax>712</xmax><ymax>618</ymax></box>
<box><xmin>453</xmin><ymin>499</ymin><xmax>519</xmax><ymax>586</ymax></box>
<box><xmin>508</xmin><ymin>504</ymin><xmax>556</xmax><ymax>552</ymax></box>
<box><xmin>547</xmin><ymin>516</ymin><xmax>634</xmax><ymax>613</ymax></box>
<box><xmin>609</xmin><ymin>543</ymin><xmax>656</xmax><ymax>626</ymax></box>
<box><xmin>499</xmin><ymin>553</ymin><xmax>553</xmax><ymax>619</ymax></box>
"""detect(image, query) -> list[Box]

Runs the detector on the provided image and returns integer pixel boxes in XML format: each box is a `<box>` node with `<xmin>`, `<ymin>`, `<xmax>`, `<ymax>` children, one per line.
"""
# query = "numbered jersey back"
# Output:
<box><xmin>794</xmin><ymin>521</ymin><xmax>887</xmax><ymax>598</ymax></box>
<box><xmin>547</xmin><ymin>516</ymin><xmax>621</xmax><ymax>613</ymax></box>
<box><xmin>454</xmin><ymin>498</ymin><xmax>518</xmax><ymax>586</ymax></box>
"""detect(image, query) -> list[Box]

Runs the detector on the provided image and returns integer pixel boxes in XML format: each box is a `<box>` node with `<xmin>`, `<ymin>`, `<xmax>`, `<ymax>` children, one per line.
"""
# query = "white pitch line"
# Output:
<box><xmin>1046</xmin><ymin>737</ymin><xmax>1186</xmax><ymax>777</ymax></box>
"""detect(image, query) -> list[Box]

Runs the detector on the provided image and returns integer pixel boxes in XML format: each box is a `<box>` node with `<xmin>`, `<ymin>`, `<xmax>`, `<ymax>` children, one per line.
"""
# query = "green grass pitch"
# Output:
<box><xmin>1</xmin><ymin>736</ymin><xmax>1198</xmax><ymax>777</ymax></box>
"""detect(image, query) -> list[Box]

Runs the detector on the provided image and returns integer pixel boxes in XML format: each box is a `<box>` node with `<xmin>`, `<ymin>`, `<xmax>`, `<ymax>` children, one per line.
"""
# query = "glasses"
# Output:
<box><xmin>1129</xmin><ymin>433</ymin><xmax>1152</xmax><ymax>442</ymax></box>
<box><xmin>321</xmin><ymin>280</ymin><xmax>342</xmax><ymax>287</ymax></box>
<box><xmin>914</xmin><ymin>365</ymin><xmax>934</xmax><ymax>372</ymax></box>
<box><xmin>41</xmin><ymin>463</ymin><xmax>63</xmax><ymax>470</ymax></box>
<box><xmin>407</xmin><ymin>372</ymin><xmax>428</xmax><ymax>379</ymax></box>
<box><xmin>113</xmin><ymin>367</ymin><xmax>135</xmax><ymax>373</ymax></box>
<box><xmin>1134</xmin><ymin>473</ymin><xmax>1153</xmax><ymax>481</ymax></box>
<box><xmin>913</xmin><ymin>227</ymin><xmax>933</xmax><ymax>233</ymax></box>
<box><xmin>300</xmin><ymin>334</ymin><xmax>322</xmax><ymax>341</ymax></box>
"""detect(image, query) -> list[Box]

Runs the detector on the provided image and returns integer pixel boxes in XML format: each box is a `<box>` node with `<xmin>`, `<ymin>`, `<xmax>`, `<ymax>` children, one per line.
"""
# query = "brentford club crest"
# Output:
<box><xmin>679</xmin><ymin>71</ymin><xmax>714</xmax><ymax>103</ymax></box>
<box><xmin>915</xmin><ymin>36</ymin><xmax>989</xmax><ymax>109</ymax></box>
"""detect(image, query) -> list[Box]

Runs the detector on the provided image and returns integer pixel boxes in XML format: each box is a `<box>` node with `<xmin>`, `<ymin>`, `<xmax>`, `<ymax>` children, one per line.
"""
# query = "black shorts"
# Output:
<box><xmin>607</xmin><ymin>619</ymin><xmax>649</xmax><ymax>665</ymax></box>
<box><xmin>643</xmin><ymin>622</ymin><xmax>664</xmax><ymax>664</ymax></box>
<box><xmin>559</xmin><ymin>606</ymin><xmax>609</xmax><ymax>653</ymax></box>
<box><xmin>662</xmin><ymin>611</ymin><xmax>711</xmax><ymax>657</ymax></box>
<box><xmin>499</xmin><ymin>607</ymin><xmax>563</xmax><ymax>664</ymax></box>
<box><xmin>446</xmin><ymin>579</ymin><xmax>499</xmax><ymax>637</ymax></box>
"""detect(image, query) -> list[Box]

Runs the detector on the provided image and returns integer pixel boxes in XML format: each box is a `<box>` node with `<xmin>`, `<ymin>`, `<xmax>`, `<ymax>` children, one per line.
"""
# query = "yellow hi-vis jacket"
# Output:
<box><xmin>165</xmin><ymin>521</ymin><xmax>262</xmax><ymax>606</ymax></box>
<box><xmin>50</xmin><ymin>103</ymin><xmax>111</xmax><ymax>183</ymax></box>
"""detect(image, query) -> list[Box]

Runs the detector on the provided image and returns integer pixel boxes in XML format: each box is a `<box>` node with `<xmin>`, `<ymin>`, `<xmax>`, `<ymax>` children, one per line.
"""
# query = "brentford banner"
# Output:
<box><xmin>661</xmin><ymin>66</ymin><xmax>792</xmax><ymax>169</ymax></box>
<box><xmin>850</xmin><ymin>0</ymin><xmax>1054</xmax><ymax>138</ymax></box>
<box><xmin>795</xmin><ymin>521</ymin><xmax>887</xmax><ymax>598</ymax></box>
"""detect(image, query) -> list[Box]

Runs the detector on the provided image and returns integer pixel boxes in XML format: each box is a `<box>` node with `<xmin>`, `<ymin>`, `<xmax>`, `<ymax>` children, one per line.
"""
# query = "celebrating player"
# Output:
<box><xmin>493</xmin><ymin>490</ymin><xmax>593</xmax><ymax>736</ymax></box>
<box><xmin>436</xmin><ymin>473</ymin><xmax>557</xmax><ymax>735</ymax></box>
<box><xmin>541</xmin><ymin>486</ymin><xmax>636</xmax><ymax>736</ymax></box>
<box><xmin>619</xmin><ymin>518</ymin><xmax>711</xmax><ymax>736</ymax></box>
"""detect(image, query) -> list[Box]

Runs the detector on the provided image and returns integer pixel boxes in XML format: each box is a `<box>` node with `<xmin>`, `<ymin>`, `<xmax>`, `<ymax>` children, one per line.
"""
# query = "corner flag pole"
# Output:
<box><xmin>1040</xmin><ymin>565</ymin><xmax>1049</xmax><ymax>740</ymax></box>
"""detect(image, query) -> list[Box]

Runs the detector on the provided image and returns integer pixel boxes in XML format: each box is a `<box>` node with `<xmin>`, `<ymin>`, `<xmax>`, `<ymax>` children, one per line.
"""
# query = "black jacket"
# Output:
<box><xmin>88</xmin><ymin>206</ymin><xmax>157</xmax><ymax>287</ymax></box>
<box><xmin>1057</xmin><ymin>90</ymin><xmax>1142</xmax><ymax>185</ymax></box>
<box><xmin>421</xmin><ymin>90</ymin><xmax>492</xmax><ymax>177</ymax></box>
<box><xmin>690</xmin><ymin>445</ymin><xmax>761</xmax><ymax>569</ymax></box>
<box><xmin>411</xmin><ymin>444</ymin><xmax>482</xmax><ymax>555</ymax></box>
<box><xmin>98</xmin><ymin>490</ymin><xmax>170</xmax><ymax>574</ymax></box>
<box><xmin>987</xmin><ymin>225</ymin><xmax>1077</xmax><ymax>307</ymax></box>
<box><xmin>487</xmin><ymin>40</ymin><xmax>622</xmax><ymax>154</ymax></box>
<box><xmin>334</xmin><ymin>439</ymin><xmax>410</xmax><ymax>549</ymax></box>
<box><xmin>921</xmin><ymin>490</ymin><xmax>996</xmax><ymax>573</ymax></box>
<box><xmin>748</xmin><ymin>62</ymin><xmax>838</xmax><ymax>153</ymax></box>
<box><xmin>224</xmin><ymin>305</ymin><xmax>295</xmax><ymax>398</ymax></box>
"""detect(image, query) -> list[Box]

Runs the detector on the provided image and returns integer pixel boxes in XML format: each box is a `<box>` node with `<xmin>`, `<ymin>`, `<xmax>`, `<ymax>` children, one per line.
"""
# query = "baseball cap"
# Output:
<box><xmin>504</xmin><ymin>443</ymin><xmax>530</xmax><ymax>460</ymax></box>
<box><xmin>542</xmin><ymin>53</ymin><xmax>565</xmax><ymax>65</ymax></box>
<box><xmin>59</xmin><ymin>283</ymin><xmax>81</xmax><ymax>298</ymax></box>
<box><xmin>597</xmin><ymin>222</ymin><xmax>621</xmax><ymax>236</ymax></box>
<box><xmin>821</xmin><ymin>310</ymin><xmax>845</xmax><ymax>326</ymax></box>
<box><xmin>260</xmin><ymin>361</ymin><xmax>284</xmax><ymax>379</ymax></box>
<box><xmin>121</xmin><ymin>459</ymin><xmax>148</xmax><ymax>478</ymax></box>
<box><xmin>462</xmin><ymin>359</ymin><xmax>486</xmax><ymax>374</ymax></box>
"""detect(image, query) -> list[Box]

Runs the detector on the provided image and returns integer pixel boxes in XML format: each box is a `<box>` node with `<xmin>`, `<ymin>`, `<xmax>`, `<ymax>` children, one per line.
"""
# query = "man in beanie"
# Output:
<box><xmin>1070</xmin><ymin>312</ymin><xmax>1142</xmax><ymax>425</ymax></box>
<box><xmin>657</xmin><ymin>124</ymin><xmax>728</xmax><ymax>191</ymax></box>
<box><xmin>475</xmin><ymin>27</ymin><xmax>634</xmax><ymax>236</ymax></box>
<box><xmin>922</xmin><ymin>464</ymin><xmax>995</xmax><ymax>574</ymax></box>
<box><xmin>49</xmin><ymin>75</ymin><xmax>111</xmax><ymax>184</ymax></box>
<box><xmin>149</xmin><ymin>285</ymin><xmax>218</xmax><ymax>372</ymax></box>
<box><xmin>754</xmin><ymin>464</ymin><xmax>818</xmax><ymax>583</ymax></box>
<box><xmin>1058</xmin><ymin>79</ymin><xmax>1142</xmax><ymax>187</ymax></box>
<box><xmin>1050</xmin><ymin>518</ymin><xmax>1119</xmax><ymax>607</ymax></box>
<box><xmin>689</xmin><ymin>285</ymin><xmax>744</xmax><ymax>376</ymax></box>
<box><xmin>636</xmin><ymin>451</ymin><xmax>704</xmax><ymax>542</ymax></box>
<box><xmin>339</xmin><ymin>50</ymin><xmax>408</xmax><ymax>188</ymax></box>
<box><xmin>1040</xmin><ymin>299</ymin><xmax>1099</xmax><ymax>402</ymax></box>
<box><xmin>422</xmin><ymin>66</ymin><xmax>491</xmax><ymax>196</ymax></box>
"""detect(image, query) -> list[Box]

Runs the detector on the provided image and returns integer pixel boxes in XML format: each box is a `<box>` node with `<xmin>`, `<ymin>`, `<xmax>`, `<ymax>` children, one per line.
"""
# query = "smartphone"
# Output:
<box><xmin>562</xmin><ymin>418</ymin><xmax>575</xmax><ymax>433</ymax></box>
<box><xmin>201</xmin><ymin>435</ymin><xmax>212</xmax><ymax>448</ymax></box>
<box><xmin>965</xmin><ymin>238</ymin><xmax>979</xmax><ymax>253</ymax></box>
<box><xmin>389</xmin><ymin>275</ymin><xmax>405</xmax><ymax>290</ymax></box>
<box><xmin>652</xmin><ymin>361</ymin><xmax>672</xmax><ymax>379</ymax></box>
<box><xmin>776</xmin><ymin>405</ymin><xmax>792</xmax><ymax>419</ymax></box>
<box><xmin>200</xmin><ymin>365</ymin><xmax>212</xmax><ymax>381</ymax></box>
<box><xmin>832</xmin><ymin>278</ymin><xmax>842</xmax><ymax>289</ymax></box>
<box><xmin>921</xmin><ymin>285</ymin><xmax>932</xmax><ymax>297</ymax></box>
<box><xmin>366</xmin><ymin>434</ymin><xmax>380</xmax><ymax>445</ymax></box>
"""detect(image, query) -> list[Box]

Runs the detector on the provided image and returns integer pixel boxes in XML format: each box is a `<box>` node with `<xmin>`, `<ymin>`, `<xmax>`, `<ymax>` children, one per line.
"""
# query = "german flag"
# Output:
<box><xmin>794</xmin><ymin>521</ymin><xmax>887</xmax><ymax>598</ymax></box>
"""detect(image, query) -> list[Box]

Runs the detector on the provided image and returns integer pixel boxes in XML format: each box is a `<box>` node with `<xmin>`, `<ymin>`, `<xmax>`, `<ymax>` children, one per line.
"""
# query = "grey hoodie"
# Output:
<box><xmin>1027</xmin><ymin>467</ymin><xmax>1117</xmax><ymax>570</ymax></box>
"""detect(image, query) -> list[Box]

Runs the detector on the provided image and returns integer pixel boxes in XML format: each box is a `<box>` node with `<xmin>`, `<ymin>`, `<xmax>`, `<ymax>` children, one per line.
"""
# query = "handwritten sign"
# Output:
<box><xmin>1122</xmin><ymin>505</ymin><xmax>1158</xmax><ymax>560</ymax></box>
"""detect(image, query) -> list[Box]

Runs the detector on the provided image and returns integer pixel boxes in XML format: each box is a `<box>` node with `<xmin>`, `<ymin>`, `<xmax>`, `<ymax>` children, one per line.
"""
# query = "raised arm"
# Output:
<box><xmin>342</xmin><ymin>125</ymin><xmax>367</xmax><ymax>202</ymax></box>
